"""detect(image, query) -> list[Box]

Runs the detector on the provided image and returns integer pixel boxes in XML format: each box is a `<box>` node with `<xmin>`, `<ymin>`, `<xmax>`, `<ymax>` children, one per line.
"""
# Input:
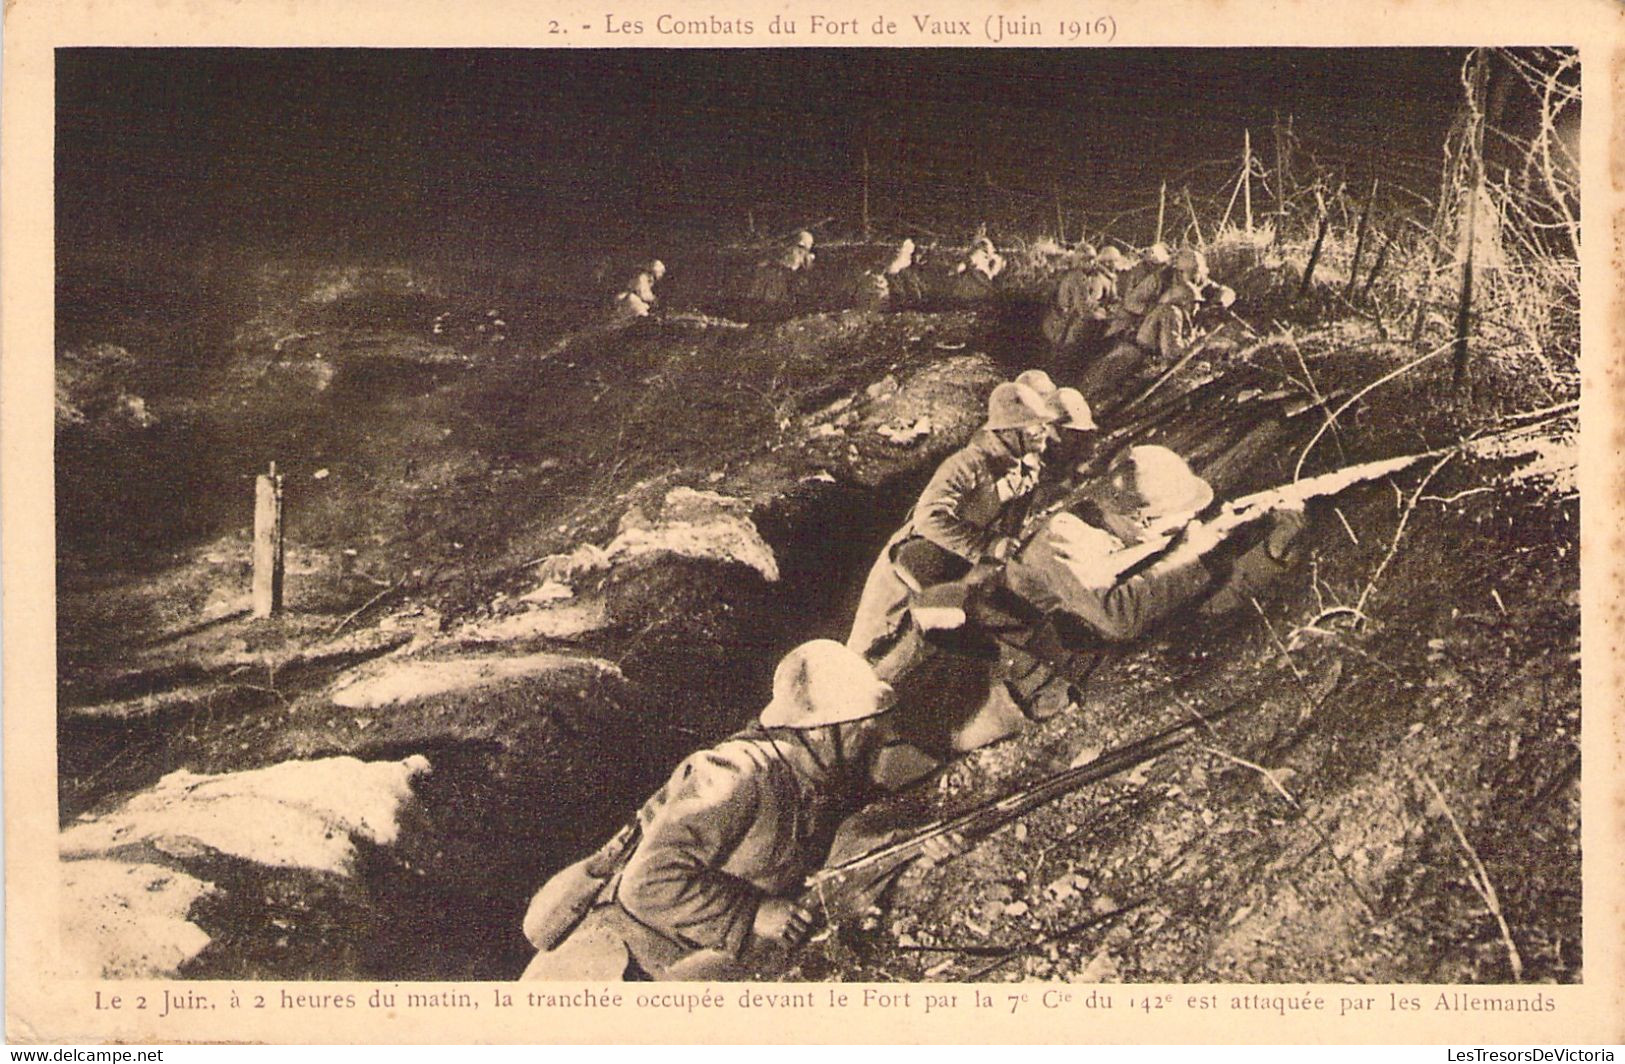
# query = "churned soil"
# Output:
<box><xmin>56</xmin><ymin>242</ymin><xmax>1578</xmax><ymax>982</ymax></box>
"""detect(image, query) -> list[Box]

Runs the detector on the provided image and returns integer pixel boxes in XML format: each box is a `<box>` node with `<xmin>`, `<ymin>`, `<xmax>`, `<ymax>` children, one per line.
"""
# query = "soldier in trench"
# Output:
<box><xmin>1041</xmin><ymin>245</ymin><xmax>1129</xmax><ymax>366</ymax></box>
<box><xmin>868</xmin><ymin>444</ymin><xmax>1309</xmax><ymax>788</ymax></box>
<box><xmin>1080</xmin><ymin>246</ymin><xmax>1238</xmax><ymax>405</ymax></box>
<box><xmin>609</xmin><ymin>259</ymin><xmax>666</xmax><ymax>325</ymax></box>
<box><xmin>845</xmin><ymin>379</ymin><xmax>1061</xmax><ymax>673</ymax></box>
<box><xmin>518</xmin><ymin>639</ymin><xmax>945</xmax><ymax>981</ymax></box>
<box><xmin>745</xmin><ymin>229</ymin><xmax>817</xmax><ymax>312</ymax></box>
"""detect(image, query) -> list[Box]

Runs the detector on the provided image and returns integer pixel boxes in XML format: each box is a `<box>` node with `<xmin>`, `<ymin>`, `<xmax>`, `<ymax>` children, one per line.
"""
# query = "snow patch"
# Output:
<box><xmin>60</xmin><ymin>860</ymin><xmax>216</xmax><ymax>979</ymax></box>
<box><xmin>534</xmin><ymin>486</ymin><xmax>780</xmax><ymax>587</ymax></box>
<box><xmin>454</xmin><ymin>602</ymin><xmax>611</xmax><ymax>644</ymax></box>
<box><xmin>60</xmin><ymin>755</ymin><xmax>432</xmax><ymax>875</ymax></box>
<box><xmin>330</xmin><ymin>652</ymin><xmax>622</xmax><ymax>709</ymax></box>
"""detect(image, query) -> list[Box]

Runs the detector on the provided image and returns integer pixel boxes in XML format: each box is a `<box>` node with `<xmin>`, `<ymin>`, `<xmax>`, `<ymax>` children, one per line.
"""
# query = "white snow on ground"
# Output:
<box><xmin>59</xmin><ymin>859</ymin><xmax>215</xmax><ymax>978</ymax></box>
<box><xmin>329</xmin><ymin>652</ymin><xmax>622</xmax><ymax>709</ymax></box>
<box><xmin>454</xmin><ymin>601</ymin><xmax>610</xmax><ymax>644</ymax></box>
<box><xmin>534</xmin><ymin>486</ymin><xmax>780</xmax><ymax>588</ymax></box>
<box><xmin>60</xmin><ymin>755</ymin><xmax>431</xmax><ymax>875</ymax></box>
<box><xmin>1476</xmin><ymin>426</ymin><xmax>1578</xmax><ymax>496</ymax></box>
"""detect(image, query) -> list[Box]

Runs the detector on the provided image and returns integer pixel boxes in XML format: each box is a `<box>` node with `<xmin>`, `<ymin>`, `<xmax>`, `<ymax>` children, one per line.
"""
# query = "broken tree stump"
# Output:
<box><xmin>252</xmin><ymin>461</ymin><xmax>285</xmax><ymax>618</ymax></box>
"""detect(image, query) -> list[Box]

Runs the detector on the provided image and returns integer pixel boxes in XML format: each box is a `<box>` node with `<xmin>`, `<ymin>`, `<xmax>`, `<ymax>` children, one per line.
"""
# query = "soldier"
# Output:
<box><xmin>985</xmin><ymin>444</ymin><xmax>1307</xmax><ymax>719</ymax></box>
<box><xmin>746</xmin><ymin>230</ymin><xmax>816</xmax><ymax>309</ymax></box>
<box><xmin>849</xmin><ymin>238</ymin><xmax>920</xmax><ymax>311</ymax></box>
<box><xmin>883</xmin><ymin>237</ymin><xmax>926</xmax><ymax>305</ymax></box>
<box><xmin>846</xmin><ymin>381</ymin><xmax>1059</xmax><ymax>666</ymax></box>
<box><xmin>1134</xmin><ymin>247</ymin><xmax>1237</xmax><ymax>362</ymax></box>
<box><xmin>1042</xmin><ymin>245</ymin><xmax>1128</xmax><ymax>359</ymax></box>
<box><xmin>948</xmin><ymin>236</ymin><xmax>1006</xmax><ymax>300</ymax></box>
<box><xmin>609</xmin><ymin>259</ymin><xmax>666</xmax><ymax>324</ymax></box>
<box><xmin>520</xmin><ymin>640</ymin><xmax>898</xmax><ymax>981</ymax></box>
<box><xmin>1114</xmin><ymin>243</ymin><xmax>1173</xmax><ymax>323</ymax></box>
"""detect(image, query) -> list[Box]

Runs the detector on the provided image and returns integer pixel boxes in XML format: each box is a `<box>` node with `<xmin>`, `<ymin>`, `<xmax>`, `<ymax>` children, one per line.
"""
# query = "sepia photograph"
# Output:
<box><xmin>48</xmin><ymin>44</ymin><xmax>1584</xmax><ymax>989</ymax></box>
<box><xmin>6</xmin><ymin>0</ymin><xmax>1621</xmax><ymax>1042</ymax></box>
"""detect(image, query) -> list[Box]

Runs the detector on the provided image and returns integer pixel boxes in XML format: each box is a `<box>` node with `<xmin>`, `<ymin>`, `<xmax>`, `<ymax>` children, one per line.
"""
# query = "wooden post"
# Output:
<box><xmin>1273</xmin><ymin>113</ymin><xmax>1289</xmax><ymax>219</ymax></box>
<box><xmin>1362</xmin><ymin>231</ymin><xmax>1393</xmax><ymax>298</ymax></box>
<box><xmin>1346</xmin><ymin>179</ymin><xmax>1377</xmax><ymax>298</ymax></box>
<box><xmin>252</xmin><ymin>461</ymin><xmax>284</xmax><ymax>618</ymax></box>
<box><xmin>1183</xmin><ymin>187</ymin><xmax>1205</xmax><ymax>249</ymax></box>
<box><xmin>1298</xmin><ymin>206</ymin><xmax>1329</xmax><ymax>300</ymax></box>
<box><xmin>1242</xmin><ymin>129</ymin><xmax>1253</xmax><ymax>234</ymax></box>
<box><xmin>1155</xmin><ymin>180</ymin><xmax>1167</xmax><ymax>246</ymax></box>
<box><xmin>861</xmin><ymin>148</ymin><xmax>872</xmax><ymax>243</ymax></box>
<box><xmin>1218</xmin><ymin>165</ymin><xmax>1244</xmax><ymax>234</ymax></box>
<box><xmin>1053</xmin><ymin>180</ymin><xmax>1065</xmax><ymax>245</ymax></box>
<box><xmin>1452</xmin><ymin>183</ymin><xmax>1479</xmax><ymax>396</ymax></box>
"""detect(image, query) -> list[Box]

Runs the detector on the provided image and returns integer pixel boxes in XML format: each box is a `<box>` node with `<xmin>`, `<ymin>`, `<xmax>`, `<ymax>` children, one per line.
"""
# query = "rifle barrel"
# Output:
<box><xmin>808</xmin><ymin>703</ymin><xmax>1241</xmax><ymax>895</ymax></box>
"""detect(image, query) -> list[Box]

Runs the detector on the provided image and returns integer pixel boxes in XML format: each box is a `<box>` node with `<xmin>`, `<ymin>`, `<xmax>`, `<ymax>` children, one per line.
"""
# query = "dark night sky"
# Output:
<box><xmin>57</xmin><ymin>48</ymin><xmax>1472</xmax><ymax>256</ymax></box>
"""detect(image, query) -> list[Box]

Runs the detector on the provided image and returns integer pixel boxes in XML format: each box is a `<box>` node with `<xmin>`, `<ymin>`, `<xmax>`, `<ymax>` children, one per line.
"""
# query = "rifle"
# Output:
<box><xmin>658</xmin><ymin>706</ymin><xmax>1234</xmax><ymax>982</ymax></box>
<box><xmin>800</xmin><ymin>700</ymin><xmax>1241</xmax><ymax>927</ymax></box>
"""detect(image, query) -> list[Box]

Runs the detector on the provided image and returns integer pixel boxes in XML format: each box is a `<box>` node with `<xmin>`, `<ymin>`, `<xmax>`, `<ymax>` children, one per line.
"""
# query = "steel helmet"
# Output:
<box><xmin>1095</xmin><ymin>246</ymin><xmax>1129</xmax><ymax>271</ymax></box>
<box><xmin>647</xmin><ymin>260</ymin><xmax>666</xmax><ymax>279</ymax></box>
<box><xmin>759</xmin><ymin>640</ymin><xmax>894</xmax><ymax>729</ymax></box>
<box><xmin>1014</xmin><ymin>369</ymin><xmax>1058</xmax><ymax>398</ymax></box>
<box><xmin>984</xmin><ymin>381</ymin><xmax>1056</xmax><ymax>432</ymax></box>
<box><xmin>1048</xmin><ymin>387</ymin><xmax>1097</xmax><ymax>432</ymax></box>
<box><xmin>1143</xmin><ymin>243</ymin><xmax>1172</xmax><ymax>266</ymax></box>
<box><xmin>1108</xmin><ymin>445</ymin><xmax>1213</xmax><ymax>523</ymax></box>
<box><xmin>795</xmin><ymin>230</ymin><xmax>816</xmax><ymax>250</ymax></box>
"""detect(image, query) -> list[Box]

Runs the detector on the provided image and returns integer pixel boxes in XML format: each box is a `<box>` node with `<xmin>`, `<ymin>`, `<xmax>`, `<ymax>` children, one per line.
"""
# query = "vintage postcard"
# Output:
<box><xmin>4</xmin><ymin>0</ymin><xmax>1622</xmax><ymax>1046</ymax></box>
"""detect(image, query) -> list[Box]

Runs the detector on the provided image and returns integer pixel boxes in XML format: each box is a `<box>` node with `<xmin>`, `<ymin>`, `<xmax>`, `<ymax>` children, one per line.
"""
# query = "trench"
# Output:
<box><xmin>311</xmin><ymin>468</ymin><xmax>936</xmax><ymax>980</ymax></box>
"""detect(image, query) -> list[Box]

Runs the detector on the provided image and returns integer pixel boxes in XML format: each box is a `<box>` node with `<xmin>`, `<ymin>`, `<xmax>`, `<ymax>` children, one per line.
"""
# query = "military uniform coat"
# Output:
<box><xmin>600</xmin><ymin>731</ymin><xmax>855</xmax><ymax>975</ymax></box>
<box><xmin>846</xmin><ymin>429</ymin><xmax>1041</xmax><ymax>658</ymax></box>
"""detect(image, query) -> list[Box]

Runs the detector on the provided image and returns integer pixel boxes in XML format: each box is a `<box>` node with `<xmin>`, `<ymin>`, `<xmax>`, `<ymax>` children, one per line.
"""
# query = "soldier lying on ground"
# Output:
<box><xmin>519</xmin><ymin>640</ymin><xmax>947</xmax><ymax>981</ymax></box>
<box><xmin>868</xmin><ymin>444</ymin><xmax>1307</xmax><ymax>788</ymax></box>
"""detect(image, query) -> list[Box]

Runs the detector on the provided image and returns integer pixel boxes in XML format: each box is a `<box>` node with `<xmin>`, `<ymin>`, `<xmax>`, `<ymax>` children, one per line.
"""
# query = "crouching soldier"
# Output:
<box><xmin>610</xmin><ymin>259</ymin><xmax>666</xmax><ymax>325</ymax></box>
<box><xmin>1041</xmin><ymin>245</ymin><xmax>1128</xmax><ymax>363</ymax></box>
<box><xmin>1133</xmin><ymin>246</ymin><xmax>1236</xmax><ymax>363</ymax></box>
<box><xmin>947</xmin><ymin>236</ymin><xmax>1006</xmax><ymax>300</ymax></box>
<box><xmin>519</xmin><ymin>640</ymin><xmax>897</xmax><ymax>981</ymax></box>
<box><xmin>746</xmin><ymin>230</ymin><xmax>816</xmax><ymax>312</ymax></box>
<box><xmin>845</xmin><ymin>380</ymin><xmax>1059</xmax><ymax>670</ymax></box>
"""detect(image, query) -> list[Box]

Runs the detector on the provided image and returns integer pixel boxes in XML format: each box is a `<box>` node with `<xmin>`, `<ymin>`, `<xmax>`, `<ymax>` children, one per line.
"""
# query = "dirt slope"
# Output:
<box><xmin>55</xmin><ymin>247</ymin><xmax>1578</xmax><ymax>983</ymax></box>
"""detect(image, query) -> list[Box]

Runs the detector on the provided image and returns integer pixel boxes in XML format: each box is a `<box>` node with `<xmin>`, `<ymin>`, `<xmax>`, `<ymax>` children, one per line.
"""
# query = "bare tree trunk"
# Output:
<box><xmin>1363</xmin><ymin>232</ymin><xmax>1393</xmax><ymax>298</ymax></box>
<box><xmin>1453</xmin><ymin>50</ymin><xmax>1492</xmax><ymax>399</ymax></box>
<box><xmin>1452</xmin><ymin>188</ymin><xmax>1479</xmax><ymax>396</ymax></box>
